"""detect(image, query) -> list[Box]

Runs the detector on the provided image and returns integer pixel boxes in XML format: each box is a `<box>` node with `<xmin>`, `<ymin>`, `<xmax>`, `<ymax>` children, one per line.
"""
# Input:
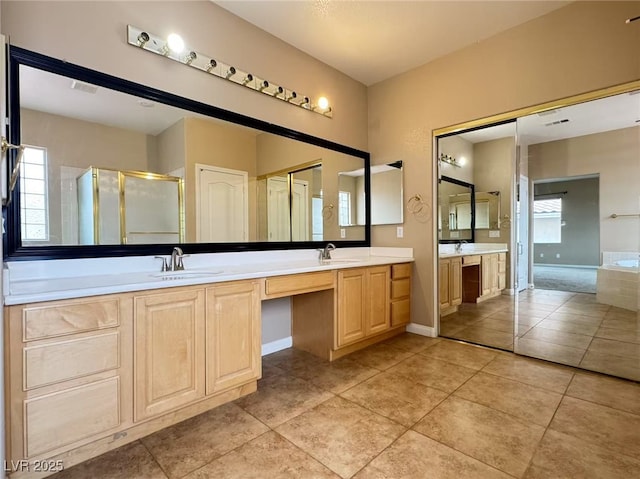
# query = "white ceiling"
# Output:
<box><xmin>214</xmin><ymin>0</ymin><xmax>570</xmax><ymax>86</ymax></box>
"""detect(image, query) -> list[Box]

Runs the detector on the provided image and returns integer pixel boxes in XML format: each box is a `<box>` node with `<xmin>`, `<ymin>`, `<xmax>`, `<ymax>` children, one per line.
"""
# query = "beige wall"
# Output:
<box><xmin>368</xmin><ymin>1</ymin><xmax>640</xmax><ymax>328</ymax></box>
<box><xmin>1</xmin><ymin>1</ymin><xmax>367</xmax><ymax>151</ymax></box>
<box><xmin>153</xmin><ymin>119</ymin><xmax>186</xmax><ymax>175</ymax></box>
<box><xmin>528</xmin><ymin>126</ymin><xmax>640</xmax><ymax>256</ymax></box>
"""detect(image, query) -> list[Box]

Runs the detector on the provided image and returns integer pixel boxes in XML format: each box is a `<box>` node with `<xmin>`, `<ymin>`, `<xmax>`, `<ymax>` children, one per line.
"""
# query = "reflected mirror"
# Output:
<box><xmin>438</xmin><ymin>176</ymin><xmax>475</xmax><ymax>242</ymax></box>
<box><xmin>338</xmin><ymin>161</ymin><xmax>403</xmax><ymax>226</ymax></box>
<box><xmin>7</xmin><ymin>48</ymin><xmax>370</xmax><ymax>258</ymax></box>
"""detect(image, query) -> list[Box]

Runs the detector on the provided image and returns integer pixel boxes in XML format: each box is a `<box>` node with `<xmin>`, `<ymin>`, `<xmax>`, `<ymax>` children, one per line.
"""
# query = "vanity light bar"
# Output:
<box><xmin>126</xmin><ymin>25</ymin><xmax>333</xmax><ymax>118</ymax></box>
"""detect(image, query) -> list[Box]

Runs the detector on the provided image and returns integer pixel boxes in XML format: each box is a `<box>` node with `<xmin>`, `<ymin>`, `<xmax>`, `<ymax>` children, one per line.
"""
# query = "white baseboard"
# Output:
<box><xmin>261</xmin><ymin>336</ymin><xmax>292</xmax><ymax>356</ymax></box>
<box><xmin>406</xmin><ymin>323</ymin><xmax>437</xmax><ymax>338</ymax></box>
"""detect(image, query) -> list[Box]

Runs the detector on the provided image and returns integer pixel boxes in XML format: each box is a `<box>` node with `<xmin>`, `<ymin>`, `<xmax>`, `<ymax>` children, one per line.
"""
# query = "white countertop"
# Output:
<box><xmin>4</xmin><ymin>247</ymin><xmax>414</xmax><ymax>305</ymax></box>
<box><xmin>439</xmin><ymin>243</ymin><xmax>508</xmax><ymax>259</ymax></box>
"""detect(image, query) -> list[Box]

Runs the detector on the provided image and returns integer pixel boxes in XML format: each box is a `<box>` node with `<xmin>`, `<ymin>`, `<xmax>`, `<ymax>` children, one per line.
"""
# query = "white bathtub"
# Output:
<box><xmin>596</xmin><ymin>252</ymin><xmax>639</xmax><ymax>311</ymax></box>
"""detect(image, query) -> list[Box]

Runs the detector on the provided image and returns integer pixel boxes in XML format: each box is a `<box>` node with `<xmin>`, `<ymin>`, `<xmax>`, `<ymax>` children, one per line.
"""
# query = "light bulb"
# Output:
<box><xmin>317</xmin><ymin>96</ymin><xmax>330</xmax><ymax>110</ymax></box>
<box><xmin>458</xmin><ymin>157</ymin><xmax>467</xmax><ymax>166</ymax></box>
<box><xmin>167</xmin><ymin>33</ymin><xmax>184</xmax><ymax>54</ymax></box>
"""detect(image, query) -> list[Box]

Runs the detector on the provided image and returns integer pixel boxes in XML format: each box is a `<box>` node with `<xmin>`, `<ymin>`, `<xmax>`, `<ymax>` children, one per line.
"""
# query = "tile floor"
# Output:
<box><xmin>440</xmin><ymin>289</ymin><xmax>640</xmax><ymax>381</ymax></box>
<box><xmin>51</xmin><ymin>334</ymin><xmax>640</xmax><ymax>479</ymax></box>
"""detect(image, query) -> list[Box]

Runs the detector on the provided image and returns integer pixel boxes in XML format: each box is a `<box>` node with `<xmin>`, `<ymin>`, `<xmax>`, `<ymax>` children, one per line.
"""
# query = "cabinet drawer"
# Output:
<box><xmin>264</xmin><ymin>271</ymin><xmax>335</xmax><ymax>298</ymax></box>
<box><xmin>498</xmin><ymin>252</ymin><xmax>506</xmax><ymax>261</ymax></box>
<box><xmin>391</xmin><ymin>299</ymin><xmax>410</xmax><ymax>327</ymax></box>
<box><xmin>22</xmin><ymin>298</ymin><xmax>120</xmax><ymax>341</ymax></box>
<box><xmin>24</xmin><ymin>377</ymin><xmax>120</xmax><ymax>457</ymax></box>
<box><xmin>391</xmin><ymin>278</ymin><xmax>411</xmax><ymax>300</ymax></box>
<box><xmin>24</xmin><ymin>331</ymin><xmax>120</xmax><ymax>390</ymax></box>
<box><xmin>462</xmin><ymin>255</ymin><xmax>481</xmax><ymax>265</ymax></box>
<box><xmin>391</xmin><ymin>263</ymin><xmax>411</xmax><ymax>279</ymax></box>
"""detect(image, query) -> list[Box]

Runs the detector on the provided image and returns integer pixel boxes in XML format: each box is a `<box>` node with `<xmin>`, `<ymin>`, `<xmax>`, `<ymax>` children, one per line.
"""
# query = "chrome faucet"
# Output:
<box><xmin>318</xmin><ymin>243</ymin><xmax>336</xmax><ymax>261</ymax></box>
<box><xmin>455</xmin><ymin>240</ymin><xmax>468</xmax><ymax>253</ymax></box>
<box><xmin>171</xmin><ymin>246</ymin><xmax>186</xmax><ymax>271</ymax></box>
<box><xmin>155</xmin><ymin>247</ymin><xmax>189</xmax><ymax>272</ymax></box>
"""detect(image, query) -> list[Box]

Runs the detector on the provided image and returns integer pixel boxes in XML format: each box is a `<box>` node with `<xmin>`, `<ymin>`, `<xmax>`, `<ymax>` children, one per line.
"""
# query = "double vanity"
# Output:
<box><xmin>439</xmin><ymin>243</ymin><xmax>508</xmax><ymax>314</ymax></box>
<box><xmin>3</xmin><ymin>247</ymin><xmax>413</xmax><ymax>477</ymax></box>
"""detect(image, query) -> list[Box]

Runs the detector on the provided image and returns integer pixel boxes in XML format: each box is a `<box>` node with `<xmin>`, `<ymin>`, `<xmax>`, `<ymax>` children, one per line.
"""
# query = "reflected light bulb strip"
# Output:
<box><xmin>127</xmin><ymin>25</ymin><xmax>333</xmax><ymax>118</ymax></box>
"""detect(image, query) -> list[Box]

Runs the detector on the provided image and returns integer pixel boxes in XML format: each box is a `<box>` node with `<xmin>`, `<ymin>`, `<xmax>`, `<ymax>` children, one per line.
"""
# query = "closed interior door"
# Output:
<box><xmin>267</xmin><ymin>176</ymin><xmax>290</xmax><ymax>241</ymax></box>
<box><xmin>197</xmin><ymin>164</ymin><xmax>248</xmax><ymax>242</ymax></box>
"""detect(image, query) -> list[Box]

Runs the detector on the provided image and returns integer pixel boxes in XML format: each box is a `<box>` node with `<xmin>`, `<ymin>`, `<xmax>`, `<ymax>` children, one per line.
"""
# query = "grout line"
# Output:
<box><xmin>138</xmin><ymin>438</ymin><xmax>172</xmax><ymax>479</ymax></box>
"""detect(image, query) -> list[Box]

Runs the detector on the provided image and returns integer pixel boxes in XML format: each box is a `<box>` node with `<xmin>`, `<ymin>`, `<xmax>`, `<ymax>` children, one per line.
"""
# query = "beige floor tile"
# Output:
<box><xmin>536</xmin><ymin>318</ymin><xmax>600</xmax><ymax>336</ymax></box>
<box><xmin>141</xmin><ymin>403</ymin><xmax>269</xmax><ymax>478</ymax></box>
<box><xmin>449</xmin><ymin>325</ymin><xmax>513</xmax><ymax>351</ymax></box>
<box><xmin>566</xmin><ymin>293</ymin><xmax>601</xmax><ymax>304</ymax></box>
<box><xmin>515</xmin><ymin>302</ymin><xmax>561</xmax><ymax>313</ymax></box>
<box><xmin>524</xmin><ymin>429</ymin><xmax>640</xmax><ymax>479</ymax></box>
<box><xmin>566</xmin><ymin>372</ymin><xmax>640</xmax><ymax>416</ymax></box>
<box><xmin>472</xmin><ymin>317</ymin><xmax>514</xmax><ymax>333</ymax></box>
<box><xmin>50</xmin><ymin>441</ymin><xmax>166</xmax><ymax>479</ymax></box>
<box><xmin>606</xmin><ymin>306</ymin><xmax>637</xmax><ymax>318</ymax></box>
<box><xmin>184</xmin><ymin>431</ymin><xmax>339</xmax><ymax>479</ymax></box>
<box><xmin>555</xmin><ymin>304</ymin><xmax>608</xmax><ymax>319</ymax></box>
<box><xmin>523</xmin><ymin>325</ymin><xmax>593</xmax><ymax>349</ymax></box>
<box><xmin>588</xmin><ymin>337</ymin><xmax>640</xmax><ymax>359</ymax></box>
<box><xmin>419</xmin><ymin>339</ymin><xmax>498</xmax><ymax>370</ymax></box>
<box><xmin>545</xmin><ymin>311</ymin><xmax>604</xmax><ymax>326</ymax></box>
<box><xmin>276</xmin><ymin>396</ymin><xmax>405</xmax><ymax>478</ymax></box>
<box><xmin>353</xmin><ymin>430</ymin><xmax>511</xmax><ymax>479</ymax></box>
<box><xmin>340</xmin><ymin>371</ymin><xmax>448</xmax><ymax>427</ymax></box>
<box><xmin>386</xmin><ymin>354</ymin><xmax>476</xmax><ymax>393</ymax></box>
<box><xmin>454</xmin><ymin>371</ymin><xmax>563</xmax><ymax>427</ymax></box>
<box><xmin>439</xmin><ymin>322</ymin><xmax>466</xmax><ymax>336</ymax></box>
<box><xmin>347</xmin><ymin>342</ymin><xmax>414</xmax><ymax>370</ymax></box>
<box><xmin>600</xmin><ymin>317</ymin><xmax>640</xmax><ymax>332</ymax></box>
<box><xmin>515</xmin><ymin>337</ymin><xmax>585</xmax><ymax>367</ymax></box>
<box><xmin>263</xmin><ymin>348</ymin><xmax>328</xmax><ymax>375</ymax></box>
<box><xmin>595</xmin><ymin>326</ymin><xmax>640</xmax><ymax>345</ymax></box>
<box><xmin>414</xmin><ymin>396</ymin><xmax>545</xmax><ymax>477</ymax></box>
<box><xmin>381</xmin><ymin>332</ymin><xmax>441</xmax><ymax>353</ymax></box>
<box><xmin>235</xmin><ymin>374</ymin><xmax>334</xmax><ymax>427</ymax></box>
<box><xmin>291</xmin><ymin>356</ymin><xmax>379</xmax><ymax>394</ymax></box>
<box><xmin>579</xmin><ymin>351</ymin><xmax>640</xmax><ymax>381</ymax></box>
<box><xmin>482</xmin><ymin>354</ymin><xmax>574</xmax><ymax>394</ymax></box>
<box><xmin>550</xmin><ymin>396</ymin><xmax>640</xmax><ymax>460</ymax></box>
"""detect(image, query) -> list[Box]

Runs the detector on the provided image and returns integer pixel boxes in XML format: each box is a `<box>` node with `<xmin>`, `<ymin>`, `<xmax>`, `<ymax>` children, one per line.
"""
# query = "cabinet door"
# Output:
<box><xmin>490</xmin><ymin>254</ymin><xmax>500</xmax><ymax>292</ymax></box>
<box><xmin>366</xmin><ymin>266</ymin><xmax>390</xmax><ymax>335</ymax></box>
<box><xmin>337</xmin><ymin>269</ymin><xmax>367</xmax><ymax>347</ymax></box>
<box><xmin>439</xmin><ymin>260</ymin><xmax>451</xmax><ymax>309</ymax></box>
<box><xmin>206</xmin><ymin>281</ymin><xmax>261</xmax><ymax>395</ymax></box>
<box><xmin>480</xmin><ymin>255</ymin><xmax>492</xmax><ymax>296</ymax></box>
<box><xmin>134</xmin><ymin>289</ymin><xmax>205</xmax><ymax>421</ymax></box>
<box><xmin>450</xmin><ymin>256</ymin><xmax>463</xmax><ymax>306</ymax></box>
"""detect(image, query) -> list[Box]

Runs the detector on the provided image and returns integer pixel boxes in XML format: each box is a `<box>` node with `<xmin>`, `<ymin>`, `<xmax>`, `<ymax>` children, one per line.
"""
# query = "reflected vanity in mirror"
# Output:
<box><xmin>338</xmin><ymin>161</ymin><xmax>403</xmax><ymax>226</ymax></box>
<box><xmin>438</xmin><ymin>176</ymin><xmax>475</xmax><ymax>242</ymax></box>
<box><xmin>5</xmin><ymin>47</ymin><xmax>370</xmax><ymax>258</ymax></box>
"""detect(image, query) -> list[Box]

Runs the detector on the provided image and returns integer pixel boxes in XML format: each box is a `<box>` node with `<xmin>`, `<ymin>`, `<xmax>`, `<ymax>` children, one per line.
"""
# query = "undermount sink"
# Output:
<box><xmin>320</xmin><ymin>258</ymin><xmax>363</xmax><ymax>264</ymax></box>
<box><xmin>150</xmin><ymin>270</ymin><xmax>224</xmax><ymax>279</ymax></box>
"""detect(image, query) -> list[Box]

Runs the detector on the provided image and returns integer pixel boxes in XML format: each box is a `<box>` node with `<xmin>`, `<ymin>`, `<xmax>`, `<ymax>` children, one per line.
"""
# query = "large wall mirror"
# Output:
<box><xmin>4</xmin><ymin>47</ymin><xmax>370</xmax><ymax>259</ymax></box>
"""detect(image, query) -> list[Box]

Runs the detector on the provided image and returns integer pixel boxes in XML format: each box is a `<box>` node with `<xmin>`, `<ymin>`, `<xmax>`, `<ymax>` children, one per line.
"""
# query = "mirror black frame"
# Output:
<box><xmin>438</xmin><ymin>175</ymin><xmax>475</xmax><ymax>244</ymax></box>
<box><xmin>4</xmin><ymin>46</ymin><xmax>371</xmax><ymax>260</ymax></box>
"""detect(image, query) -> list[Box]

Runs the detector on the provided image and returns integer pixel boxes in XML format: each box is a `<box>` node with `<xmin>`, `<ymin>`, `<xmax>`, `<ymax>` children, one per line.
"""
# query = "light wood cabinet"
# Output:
<box><xmin>336</xmin><ymin>265</ymin><xmax>391</xmax><ymax>347</ymax></box>
<box><xmin>5</xmin><ymin>293</ymin><xmax>133</xmax><ymax>467</ymax></box>
<box><xmin>134</xmin><ymin>288</ymin><xmax>206</xmax><ymax>421</ymax></box>
<box><xmin>480</xmin><ymin>252</ymin><xmax>506</xmax><ymax>300</ymax></box>
<box><xmin>206</xmin><ymin>281</ymin><xmax>261</xmax><ymax>395</ymax></box>
<box><xmin>440</xmin><ymin>257</ymin><xmax>462</xmax><ymax>309</ymax></box>
<box><xmin>391</xmin><ymin>264</ymin><xmax>411</xmax><ymax>327</ymax></box>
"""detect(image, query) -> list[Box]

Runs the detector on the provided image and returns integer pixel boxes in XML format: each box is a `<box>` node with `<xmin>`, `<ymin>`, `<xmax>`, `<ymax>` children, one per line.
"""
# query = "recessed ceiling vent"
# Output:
<box><xmin>544</xmin><ymin>118</ymin><xmax>570</xmax><ymax>127</ymax></box>
<box><xmin>70</xmin><ymin>80</ymin><xmax>98</xmax><ymax>94</ymax></box>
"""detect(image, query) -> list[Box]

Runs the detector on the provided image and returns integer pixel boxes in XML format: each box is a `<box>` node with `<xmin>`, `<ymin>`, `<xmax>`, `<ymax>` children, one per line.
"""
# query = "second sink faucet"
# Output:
<box><xmin>455</xmin><ymin>240</ymin><xmax>468</xmax><ymax>253</ymax></box>
<box><xmin>318</xmin><ymin>243</ymin><xmax>336</xmax><ymax>261</ymax></box>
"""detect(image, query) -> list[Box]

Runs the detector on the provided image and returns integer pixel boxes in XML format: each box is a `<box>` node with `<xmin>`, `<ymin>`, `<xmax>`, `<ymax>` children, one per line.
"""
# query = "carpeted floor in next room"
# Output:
<box><xmin>532</xmin><ymin>264</ymin><xmax>597</xmax><ymax>294</ymax></box>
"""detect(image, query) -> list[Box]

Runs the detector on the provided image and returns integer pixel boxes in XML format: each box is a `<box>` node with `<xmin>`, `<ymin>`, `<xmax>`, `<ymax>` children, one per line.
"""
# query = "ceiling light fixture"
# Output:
<box><xmin>127</xmin><ymin>25</ymin><xmax>333</xmax><ymax>118</ymax></box>
<box><xmin>439</xmin><ymin>154</ymin><xmax>462</xmax><ymax>168</ymax></box>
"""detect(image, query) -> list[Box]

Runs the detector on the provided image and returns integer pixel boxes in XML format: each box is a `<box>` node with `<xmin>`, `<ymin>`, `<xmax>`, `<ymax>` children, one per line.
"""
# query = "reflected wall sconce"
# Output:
<box><xmin>439</xmin><ymin>153</ymin><xmax>462</xmax><ymax>168</ymax></box>
<box><xmin>127</xmin><ymin>25</ymin><xmax>333</xmax><ymax>118</ymax></box>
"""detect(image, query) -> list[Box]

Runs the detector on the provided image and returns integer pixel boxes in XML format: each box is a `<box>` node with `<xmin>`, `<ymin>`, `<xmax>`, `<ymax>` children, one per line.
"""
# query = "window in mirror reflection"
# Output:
<box><xmin>533</xmin><ymin>198</ymin><xmax>562</xmax><ymax>243</ymax></box>
<box><xmin>338</xmin><ymin>161</ymin><xmax>403</xmax><ymax>226</ymax></box>
<box><xmin>20</xmin><ymin>145</ymin><xmax>49</xmax><ymax>243</ymax></box>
